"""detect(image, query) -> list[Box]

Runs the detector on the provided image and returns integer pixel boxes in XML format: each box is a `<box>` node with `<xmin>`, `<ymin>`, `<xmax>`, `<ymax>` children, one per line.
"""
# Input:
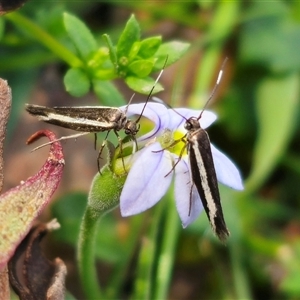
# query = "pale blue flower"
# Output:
<box><xmin>120</xmin><ymin>102</ymin><xmax>243</xmax><ymax>227</ymax></box>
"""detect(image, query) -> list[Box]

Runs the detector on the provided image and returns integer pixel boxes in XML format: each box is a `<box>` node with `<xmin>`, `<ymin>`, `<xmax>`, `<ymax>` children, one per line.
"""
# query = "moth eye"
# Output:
<box><xmin>184</xmin><ymin>122</ymin><xmax>192</xmax><ymax>130</ymax></box>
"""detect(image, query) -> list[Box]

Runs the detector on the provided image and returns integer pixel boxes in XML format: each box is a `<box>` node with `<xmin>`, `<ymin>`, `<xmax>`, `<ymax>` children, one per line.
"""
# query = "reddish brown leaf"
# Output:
<box><xmin>0</xmin><ymin>79</ymin><xmax>11</xmax><ymax>193</ymax></box>
<box><xmin>0</xmin><ymin>130</ymin><xmax>65</xmax><ymax>271</ymax></box>
<box><xmin>8</xmin><ymin>220</ymin><xmax>66</xmax><ymax>300</ymax></box>
<box><xmin>0</xmin><ymin>0</ymin><xmax>29</xmax><ymax>15</ymax></box>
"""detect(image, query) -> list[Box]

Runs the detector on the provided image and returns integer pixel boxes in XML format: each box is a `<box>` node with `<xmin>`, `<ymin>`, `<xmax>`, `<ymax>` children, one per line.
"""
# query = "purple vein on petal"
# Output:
<box><xmin>120</xmin><ymin>142</ymin><xmax>173</xmax><ymax>216</ymax></box>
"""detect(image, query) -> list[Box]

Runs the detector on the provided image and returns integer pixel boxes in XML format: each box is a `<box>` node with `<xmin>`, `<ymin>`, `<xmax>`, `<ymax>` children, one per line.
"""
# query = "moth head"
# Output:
<box><xmin>184</xmin><ymin>117</ymin><xmax>200</xmax><ymax>131</ymax></box>
<box><xmin>124</xmin><ymin>120</ymin><xmax>140</xmax><ymax>136</ymax></box>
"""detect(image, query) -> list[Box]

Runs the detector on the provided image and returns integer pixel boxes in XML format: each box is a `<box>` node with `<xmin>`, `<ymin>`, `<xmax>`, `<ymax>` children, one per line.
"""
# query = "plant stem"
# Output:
<box><xmin>77</xmin><ymin>206</ymin><xmax>103</xmax><ymax>299</ymax></box>
<box><xmin>5</xmin><ymin>12</ymin><xmax>83</xmax><ymax>68</ymax></box>
<box><xmin>153</xmin><ymin>191</ymin><xmax>180</xmax><ymax>299</ymax></box>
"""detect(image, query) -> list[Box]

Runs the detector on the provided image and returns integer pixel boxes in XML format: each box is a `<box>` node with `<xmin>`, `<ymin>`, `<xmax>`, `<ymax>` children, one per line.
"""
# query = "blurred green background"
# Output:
<box><xmin>1</xmin><ymin>1</ymin><xmax>300</xmax><ymax>299</ymax></box>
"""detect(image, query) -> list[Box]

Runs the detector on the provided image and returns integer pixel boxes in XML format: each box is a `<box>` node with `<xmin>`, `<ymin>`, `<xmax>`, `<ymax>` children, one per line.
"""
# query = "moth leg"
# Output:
<box><xmin>94</xmin><ymin>133</ymin><xmax>97</xmax><ymax>150</ymax></box>
<box><xmin>152</xmin><ymin>135</ymin><xmax>187</xmax><ymax>154</ymax></box>
<box><xmin>97</xmin><ymin>131</ymin><xmax>111</xmax><ymax>173</ymax></box>
<box><xmin>113</xmin><ymin>130</ymin><xmax>127</xmax><ymax>173</ymax></box>
<box><xmin>29</xmin><ymin>132</ymin><xmax>90</xmax><ymax>152</ymax></box>
<box><xmin>164</xmin><ymin>142</ymin><xmax>187</xmax><ymax>177</ymax></box>
<box><xmin>98</xmin><ymin>131</ymin><xmax>110</xmax><ymax>159</ymax></box>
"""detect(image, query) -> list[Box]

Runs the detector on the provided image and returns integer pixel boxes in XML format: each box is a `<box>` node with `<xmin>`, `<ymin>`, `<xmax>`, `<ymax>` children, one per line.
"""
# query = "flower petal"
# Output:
<box><xmin>170</xmin><ymin>108</ymin><xmax>217</xmax><ymax>130</ymax></box>
<box><xmin>173</xmin><ymin>157</ymin><xmax>203</xmax><ymax>227</ymax></box>
<box><xmin>120</xmin><ymin>142</ymin><xmax>173</xmax><ymax>216</ymax></box>
<box><xmin>122</xmin><ymin>102</ymin><xmax>170</xmax><ymax>140</ymax></box>
<box><xmin>211</xmin><ymin>144</ymin><xmax>244</xmax><ymax>190</ymax></box>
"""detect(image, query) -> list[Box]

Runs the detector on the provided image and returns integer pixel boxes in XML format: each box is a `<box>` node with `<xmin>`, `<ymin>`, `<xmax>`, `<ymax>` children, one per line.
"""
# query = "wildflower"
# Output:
<box><xmin>120</xmin><ymin>102</ymin><xmax>243</xmax><ymax>227</ymax></box>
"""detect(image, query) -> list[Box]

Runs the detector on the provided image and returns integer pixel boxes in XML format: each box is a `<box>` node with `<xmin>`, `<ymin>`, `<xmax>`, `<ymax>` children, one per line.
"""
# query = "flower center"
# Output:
<box><xmin>157</xmin><ymin>128</ymin><xmax>187</xmax><ymax>157</ymax></box>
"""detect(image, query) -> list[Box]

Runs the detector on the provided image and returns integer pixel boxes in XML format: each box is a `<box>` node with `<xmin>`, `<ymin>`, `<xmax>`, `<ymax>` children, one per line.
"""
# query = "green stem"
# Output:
<box><xmin>132</xmin><ymin>202</ymin><xmax>165</xmax><ymax>299</ymax></box>
<box><xmin>189</xmin><ymin>2</ymin><xmax>240</xmax><ymax>108</ymax></box>
<box><xmin>153</xmin><ymin>191</ymin><xmax>180</xmax><ymax>299</ymax></box>
<box><xmin>4</xmin><ymin>12</ymin><xmax>83</xmax><ymax>68</ymax></box>
<box><xmin>77</xmin><ymin>206</ymin><xmax>103</xmax><ymax>299</ymax></box>
<box><xmin>229</xmin><ymin>242</ymin><xmax>252</xmax><ymax>300</ymax></box>
<box><xmin>104</xmin><ymin>215</ymin><xmax>143</xmax><ymax>298</ymax></box>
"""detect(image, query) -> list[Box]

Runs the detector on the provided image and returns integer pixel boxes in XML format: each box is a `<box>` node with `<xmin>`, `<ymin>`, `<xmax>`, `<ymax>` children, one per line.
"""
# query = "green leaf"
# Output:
<box><xmin>93</xmin><ymin>79</ymin><xmax>126</xmax><ymax>106</ymax></box>
<box><xmin>63</xmin><ymin>12</ymin><xmax>97</xmax><ymax>60</ymax></box>
<box><xmin>240</xmin><ymin>2</ymin><xmax>300</xmax><ymax>72</ymax></box>
<box><xmin>102</xmin><ymin>34</ymin><xmax>118</xmax><ymax>69</ymax></box>
<box><xmin>246</xmin><ymin>73</ymin><xmax>300</xmax><ymax>192</ymax></box>
<box><xmin>125</xmin><ymin>76</ymin><xmax>163</xmax><ymax>95</ymax></box>
<box><xmin>153</xmin><ymin>41</ymin><xmax>190</xmax><ymax>70</ymax></box>
<box><xmin>64</xmin><ymin>68</ymin><xmax>90</xmax><ymax>97</ymax></box>
<box><xmin>117</xmin><ymin>15</ymin><xmax>140</xmax><ymax>64</ymax></box>
<box><xmin>0</xmin><ymin>18</ymin><xmax>5</xmax><ymax>41</ymax></box>
<box><xmin>128</xmin><ymin>41</ymin><xmax>141</xmax><ymax>61</ymax></box>
<box><xmin>128</xmin><ymin>59</ymin><xmax>154</xmax><ymax>77</ymax></box>
<box><xmin>138</xmin><ymin>36</ymin><xmax>162</xmax><ymax>58</ymax></box>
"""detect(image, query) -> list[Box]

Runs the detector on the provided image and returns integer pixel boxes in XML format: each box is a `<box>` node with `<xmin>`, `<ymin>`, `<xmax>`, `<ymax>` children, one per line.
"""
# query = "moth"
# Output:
<box><xmin>169</xmin><ymin>59</ymin><xmax>229</xmax><ymax>241</ymax></box>
<box><xmin>25</xmin><ymin>104</ymin><xmax>141</xmax><ymax>143</ymax></box>
<box><xmin>184</xmin><ymin>113</ymin><xmax>229</xmax><ymax>242</ymax></box>
<box><xmin>25</xmin><ymin>63</ymin><xmax>166</xmax><ymax>168</ymax></box>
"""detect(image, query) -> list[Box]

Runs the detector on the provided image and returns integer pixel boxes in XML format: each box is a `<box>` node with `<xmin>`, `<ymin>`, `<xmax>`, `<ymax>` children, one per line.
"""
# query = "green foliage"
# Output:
<box><xmin>2</xmin><ymin>1</ymin><xmax>300</xmax><ymax>299</ymax></box>
<box><xmin>64</xmin><ymin>68</ymin><xmax>90</xmax><ymax>97</ymax></box>
<box><xmin>64</xmin><ymin>12</ymin><xmax>97</xmax><ymax>60</ymax></box>
<box><xmin>61</xmin><ymin>13</ymin><xmax>189</xmax><ymax>98</ymax></box>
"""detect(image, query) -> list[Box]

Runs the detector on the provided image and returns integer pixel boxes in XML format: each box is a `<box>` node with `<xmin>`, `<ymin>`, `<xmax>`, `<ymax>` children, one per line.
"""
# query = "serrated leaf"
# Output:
<box><xmin>246</xmin><ymin>73</ymin><xmax>300</xmax><ymax>192</ymax></box>
<box><xmin>128</xmin><ymin>59</ymin><xmax>154</xmax><ymax>77</ymax></box>
<box><xmin>117</xmin><ymin>15</ymin><xmax>140</xmax><ymax>64</ymax></box>
<box><xmin>63</xmin><ymin>12</ymin><xmax>97</xmax><ymax>60</ymax></box>
<box><xmin>125</xmin><ymin>76</ymin><xmax>163</xmax><ymax>95</ymax></box>
<box><xmin>153</xmin><ymin>41</ymin><xmax>190</xmax><ymax>71</ymax></box>
<box><xmin>138</xmin><ymin>36</ymin><xmax>162</xmax><ymax>59</ymax></box>
<box><xmin>64</xmin><ymin>68</ymin><xmax>90</xmax><ymax>97</ymax></box>
<box><xmin>93</xmin><ymin>79</ymin><xmax>126</xmax><ymax>106</ymax></box>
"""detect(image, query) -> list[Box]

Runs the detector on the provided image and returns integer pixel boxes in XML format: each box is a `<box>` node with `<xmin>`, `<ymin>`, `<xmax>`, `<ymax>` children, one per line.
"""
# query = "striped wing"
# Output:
<box><xmin>25</xmin><ymin>105</ymin><xmax>125</xmax><ymax>132</ymax></box>
<box><xmin>188</xmin><ymin>128</ymin><xmax>229</xmax><ymax>241</ymax></box>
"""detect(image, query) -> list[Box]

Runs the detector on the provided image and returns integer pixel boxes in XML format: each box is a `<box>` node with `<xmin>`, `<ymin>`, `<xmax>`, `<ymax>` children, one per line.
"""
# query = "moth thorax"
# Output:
<box><xmin>114</xmin><ymin>113</ymin><xmax>129</xmax><ymax>131</ymax></box>
<box><xmin>184</xmin><ymin>117</ymin><xmax>200</xmax><ymax>131</ymax></box>
<box><xmin>124</xmin><ymin>120</ymin><xmax>139</xmax><ymax>136</ymax></box>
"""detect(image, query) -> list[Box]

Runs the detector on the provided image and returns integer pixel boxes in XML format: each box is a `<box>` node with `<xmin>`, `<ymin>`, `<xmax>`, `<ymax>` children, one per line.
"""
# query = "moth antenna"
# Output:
<box><xmin>124</xmin><ymin>93</ymin><xmax>136</xmax><ymax>114</ymax></box>
<box><xmin>135</xmin><ymin>56</ymin><xmax>169</xmax><ymax>124</ymax></box>
<box><xmin>152</xmin><ymin>96</ymin><xmax>188</xmax><ymax>121</ymax></box>
<box><xmin>28</xmin><ymin>132</ymin><xmax>89</xmax><ymax>152</ymax></box>
<box><xmin>198</xmin><ymin>57</ymin><xmax>228</xmax><ymax>121</ymax></box>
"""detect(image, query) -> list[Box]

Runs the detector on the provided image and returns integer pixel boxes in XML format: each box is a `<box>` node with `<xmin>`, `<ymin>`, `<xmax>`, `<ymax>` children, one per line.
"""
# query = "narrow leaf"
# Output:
<box><xmin>246</xmin><ymin>73</ymin><xmax>300</xmax><ymax>192</ymax></box>
<box><xmin>102</xmin><ymin>34</ymin><xmax>118</xmax><ymax>70</ymax></box>
<box><xmin>64</xmin><ymin>12</ymin><xmax>97</xmax><ymax>60</ymax></box>
<box><xmin>117</xmin><ymin>15</ymin><xmax>140</xmax><ymax>63</ymax></box>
